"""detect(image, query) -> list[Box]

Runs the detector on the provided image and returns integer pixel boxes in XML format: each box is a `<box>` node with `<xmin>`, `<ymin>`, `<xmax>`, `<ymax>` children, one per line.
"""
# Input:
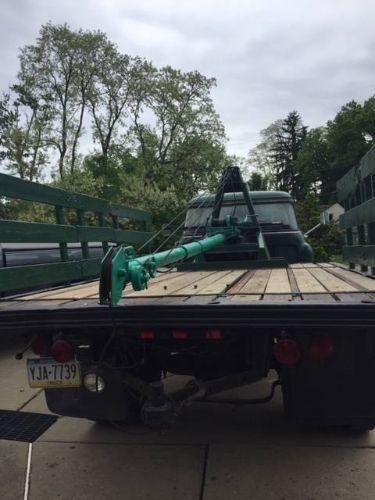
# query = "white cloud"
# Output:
<box><xmin>0</xmin><ymin>0</ymin><xmax>374</xmax><ymax>156</ymax></box>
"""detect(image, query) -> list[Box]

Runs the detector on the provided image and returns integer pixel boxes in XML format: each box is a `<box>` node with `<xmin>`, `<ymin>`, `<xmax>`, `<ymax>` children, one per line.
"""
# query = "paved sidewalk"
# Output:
<box><xmin>1</xmin><ymin>338</ymin><xmax>375</xmax><ymax>499</ymax></box>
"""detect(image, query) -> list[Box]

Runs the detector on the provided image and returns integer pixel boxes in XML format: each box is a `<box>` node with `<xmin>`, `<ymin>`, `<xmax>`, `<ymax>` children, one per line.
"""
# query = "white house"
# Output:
<box><xmin>320</xmin><ymin>203</ymin><xmax>344</xmax><ymax>224</ymax></box>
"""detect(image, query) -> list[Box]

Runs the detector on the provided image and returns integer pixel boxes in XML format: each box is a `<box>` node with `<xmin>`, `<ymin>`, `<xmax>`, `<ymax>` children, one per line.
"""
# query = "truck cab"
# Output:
<box><xmin>182</xmin><ymin>191</ymin><xmax>313</xmax><ymax>263</ymax></box>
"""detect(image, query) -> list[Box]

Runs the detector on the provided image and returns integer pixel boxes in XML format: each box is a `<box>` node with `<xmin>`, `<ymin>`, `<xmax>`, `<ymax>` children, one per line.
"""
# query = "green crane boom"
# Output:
<box><xmin>99</xmin><ymin>216</ymin><xmax>237</xmax><ymax>306</ymax></box>
<box><xmin>99</xmin><ymin>166</ymin><xmax>286</xmax><ymax>306</ymax></box>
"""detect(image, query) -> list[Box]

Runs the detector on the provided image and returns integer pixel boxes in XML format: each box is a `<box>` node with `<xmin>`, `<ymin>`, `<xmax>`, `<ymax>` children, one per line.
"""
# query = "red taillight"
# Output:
<box><xmin>31</xmin><ymin>336</ymin><xmax>49</xmax><ymax>356</ymax></box>
<box><xmin>273</xmin><ymin>338</ymin><xmax>301</xmax><ymax>366</ymax></box>
<box><xmin>206</xmin><ymin>329</ymin><xmax>222</xmax><ymax>340</ymax></box>
<box><xmin>172</xmin><ymin>330</ymin><xmax>188</xmax><ymax>339</ymax></box>
<box><xmin>139</xmin><ymin>330</ymin><xmax>155</xmax><ymax>340</ymax></box>
<box><xmin>309</xmin><ymin>336</ymin><xmax>334</xmax><ymax>361</ymax></box>
<box><xmin>51</xmin><ymin>340</ymin><xmax>74</xmax><ymax>363</ymax></box>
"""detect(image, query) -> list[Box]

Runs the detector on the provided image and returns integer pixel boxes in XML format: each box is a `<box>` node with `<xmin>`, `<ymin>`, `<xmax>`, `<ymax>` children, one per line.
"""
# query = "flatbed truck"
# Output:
<box><xmin>1</xmin><ymin>163</ymin><xmax>375</xmax><ymax>434</ymax></box>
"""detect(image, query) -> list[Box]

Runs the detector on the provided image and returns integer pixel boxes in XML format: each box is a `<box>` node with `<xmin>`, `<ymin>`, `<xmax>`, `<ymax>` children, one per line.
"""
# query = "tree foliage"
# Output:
<box><xmin>247</xmin><ymin>171</ymin><xmax>269</xmax><ymax>191</ymax></box>
<box><xmin>0</xmin><ymin>22</ymin><xmax>228</xmax><ymax>227</ymax></box>
<box><xmin>270</xmin><ymin>111</ymin><xmax>307</xmax><ymax>199</ymax></box>
<box><xmin>247</xmin><ymin>101</ymin><xmax>375</xmax><ymax>259</ymax></box>
<box><xmin>0</xmin><ymin>94</ymin><xmax>17</xmax><ymax>162</ymax></box>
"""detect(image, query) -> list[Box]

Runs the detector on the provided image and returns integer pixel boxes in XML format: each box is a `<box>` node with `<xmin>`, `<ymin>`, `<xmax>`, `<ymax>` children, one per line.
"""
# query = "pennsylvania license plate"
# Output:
<box><xmin>27</xmin><ymin>358</ymin><xmax>81</xmax><ymax>388</ymax></box>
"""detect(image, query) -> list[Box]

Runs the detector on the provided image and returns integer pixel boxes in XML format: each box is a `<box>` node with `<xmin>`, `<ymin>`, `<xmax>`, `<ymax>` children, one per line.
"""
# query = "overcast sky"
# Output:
<box><xmin>1</xmin><ymin>0</ymin><xmax>375</xmax><ymax>156</ymax></box>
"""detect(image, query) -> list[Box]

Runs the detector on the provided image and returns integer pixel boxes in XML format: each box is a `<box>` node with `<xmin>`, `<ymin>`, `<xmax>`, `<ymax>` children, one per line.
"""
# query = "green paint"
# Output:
<box><xmin>0</xmin><ymin>259</ymin><xmax>101</xmax><ymax>293</ymax></box>
<box><xmin>101</xmin><ymin>228</ymin><xmax>233</xmax><ymax>306</ymax></box>
<box><xmin>0</xmin><ymin>173</ymin><xmax>152</xmax><ymax>294</ymax></box>
<box><xmin>0</xmin><ymin>172</ymin><xmax>150</xmax><ymax>221</ymax></box>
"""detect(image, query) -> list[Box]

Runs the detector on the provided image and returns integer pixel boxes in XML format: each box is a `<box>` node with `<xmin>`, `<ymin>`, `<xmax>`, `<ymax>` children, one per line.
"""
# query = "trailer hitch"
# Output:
<box><xmin>136</xmin><ymin>373</ymin><xmax>281</xmax><ymax>428</ymax></box>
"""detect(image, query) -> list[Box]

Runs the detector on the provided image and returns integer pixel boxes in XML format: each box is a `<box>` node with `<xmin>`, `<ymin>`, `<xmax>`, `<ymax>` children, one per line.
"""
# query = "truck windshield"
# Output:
<box><xmin>185</xmin><ymin>202</ymin><xmax>298</xmax><ymax>230</ymax></box>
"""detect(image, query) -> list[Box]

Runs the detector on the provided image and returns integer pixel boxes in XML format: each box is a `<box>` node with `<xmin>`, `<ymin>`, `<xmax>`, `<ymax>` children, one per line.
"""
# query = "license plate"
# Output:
<box><xmin>27</xmin><ymin>358</ymin><xmax>81</xmax><ymax>388</ymax></box>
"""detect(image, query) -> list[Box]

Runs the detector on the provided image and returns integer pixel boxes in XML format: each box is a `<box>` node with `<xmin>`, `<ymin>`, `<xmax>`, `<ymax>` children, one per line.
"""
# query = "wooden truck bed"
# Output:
<box><xmin>2</xmin><ymin>262</ymin><xmax>375</xmax><ymax>307</ymax></box>
<box><xmin>2</xmin><ymin>262</ymin><xmax>375</xmax><ymax>334</ymax></box>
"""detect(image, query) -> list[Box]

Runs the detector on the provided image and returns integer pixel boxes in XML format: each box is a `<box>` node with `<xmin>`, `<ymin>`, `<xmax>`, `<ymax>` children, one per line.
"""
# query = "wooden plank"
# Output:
<box><xmin>293</xmin><ymin>269</ymin><xmax>327</xmax><ymax>293</ymax></box>
<box><xmin>263</xmin><ymin>268</ymin><xmax>292</xmax><ymax>301</ymax></box>
<box><xmin>183</xmin><ymin>294</ymin><xmax>222</xmax><ymax>305</ymax></box>
<box><xmin>0</xmin><ymin>298</ymin><xmax>77</xmax><ymax>312</ymax></box>
<box><xmin>29</xmin><ymin>271</ymin><xmax>193</xmax><ymax>302</ymax></box>
<box><xmin>265</xmin><ymin>269</ymin><xmax>291</xmax><ymax>293</ymax></box>
<box><xmin>80</xmin><ymin>271</ymin><xmax>191</xmax><ymax>300</ymax></box>
<box><xmin>126</xmin><ymin>271</ymin><xmax>214</xmax><ymax>297</ymax></box>
<box><xmin>132</xmin><ymin>272</ymin><xmax>202</xmax><ymax>297</ymax></box>
<box><xmin>308</xmin><ymin>267</ymin><xmax>357</xmax><ymax>293</ymax></box>
<box><xmin>172</xmin><ymin>271</ymin><xmax>232</xmax><ymax>296</ymax></box>
<box><xmin>226</xmin><ymin>270</ymin><xmax>255</xmax><ymax>294</ymax></box>
<box><xmin>317</xmin><ymin>262</ymin><xmax>335</xmax><ymax>268</ymax></box>
<box><xmin>321</xmin><ymin>266</ymin><xmax>375</xmax><ymax>303</ymax></box>
<box><xmin>325</xmin><ymin>266</ymin><xmax>375</xmax><ymax>291</ymax></box>
<box><xmin>177</xmin><ymin>270</ymin><xmax>243</xmax><ymax>304</ymax></box>
<box><xmin>292</xmin><ymin>268</ymin><xmax>335</xmax><ymax>302</ymax></box>
<box><xmin>34</xmin><ymin>282</ymin><xmax>101</xmax><ymax>300</ymax></box>
<box><xmin>232</xmin><ymin>269</ymin><xmax>271</xmax><ymax>301</ymax></box>
<box><xmin>196</xmin><ymin>270</ymin><xmax>245</xmax><ymax>294</ymax></box>
<box><xmin>287</xmin><ymin>268</ymin><xmax>302</xmax><ymax>301</ymax></box>
<box><xmin>19</xmin><ymin>280</ymin><xmax>99</xmax><ymax>300</ymax></box>
<box><xmin>334</xmin><ymin>292</ymin><xmax>372</xmax><ymax>303</ymax></box>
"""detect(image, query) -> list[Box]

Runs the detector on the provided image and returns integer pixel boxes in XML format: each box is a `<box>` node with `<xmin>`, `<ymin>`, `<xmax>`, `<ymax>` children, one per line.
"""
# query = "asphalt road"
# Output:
<box><xmin>1</xmin><ymin>337</ymin><xmax>375</xmax><ymax>500</ymax></box>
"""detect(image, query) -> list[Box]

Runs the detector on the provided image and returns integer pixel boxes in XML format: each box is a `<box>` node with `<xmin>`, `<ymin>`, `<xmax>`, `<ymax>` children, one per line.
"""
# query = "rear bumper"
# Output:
<box><xmin>45</xmin><ymin>365</ymin><xmax>138</xmax><ymax>421</ymax></box>
<box><xmin>2</xmin><ymin>302</ymin><xmax>375</xmax><ymax>334</ymax></box>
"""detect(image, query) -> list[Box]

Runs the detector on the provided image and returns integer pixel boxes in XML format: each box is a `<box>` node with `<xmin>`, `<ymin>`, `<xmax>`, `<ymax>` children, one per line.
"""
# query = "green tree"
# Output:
<box><xmin>295</xmin><ymin>193</ymin><xmax>343</xmax><ymax>261</ymax></box>
<box><xmin>0</xmin><ymin>93</ymin><xmax>50</xmax><ymax>180</ymax></box>
<box><xmin>295</xmin><ymin>127</ymin><xmax>330</xmax><ymax>200</ymax></box>
<box><xmin>295</xmin><ymin>192</ymin><xmax>320</xmax><ymax>234</ymax></box>
<box><xmin>325</xmin><ymin>99</ymin><xmax>375</xmax><ymax>200</ymax></box>
<box><xmin>247</xmin><ymin>120</ymin><xmax>283</xmax><ymax>188</ymax></box>
<box><xmin>0</xmin><ymin>94</ymin><xmax>17</xmax><ymax>163</ymax></box>
<box><xmin>89</xmin><ymin>52</ymin><xmax>150</xmax><ymax>161</ymax></box>
<box><xmin>271</xmin><ymin>111</ymin><xmax>307</xmax><ymax>199</ymax></box>
<box><xmin>15</xmin><ymin>23</ymin><xmax>112</xmax><ymax>177</ymax></box>
<box><xmin>362</xmin><ymin>95</ymin><xmax>375</xmax><ymax>141</ymax></box>
<box><xmin>129</xmin><ymin>65</ymin><xmax>227</xmax><ymax>201</ymax></box>
<box><xmin>247</xmin><ymin>171</ymin><xmax>269</xmax><ymax>191</ymax></box>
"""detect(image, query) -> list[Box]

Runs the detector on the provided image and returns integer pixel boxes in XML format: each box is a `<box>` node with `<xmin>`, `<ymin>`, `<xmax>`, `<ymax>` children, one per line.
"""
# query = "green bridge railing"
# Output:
<box><xmin>0</xmin><ymin>173</ymin><xmax>152</xmax><ymax>294</ymax></box>
<box><xmin>337</xmin><ymin>145</ymin><xmax>375</xmax><ymax>273</ymax></box>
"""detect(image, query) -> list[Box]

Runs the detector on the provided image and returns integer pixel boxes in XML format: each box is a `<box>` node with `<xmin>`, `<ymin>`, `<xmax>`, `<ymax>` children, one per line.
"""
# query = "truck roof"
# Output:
<box><xmin>188</xmin><ymin>191</ymin><xmax>293</xmax><ymax>207</ymax></box>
